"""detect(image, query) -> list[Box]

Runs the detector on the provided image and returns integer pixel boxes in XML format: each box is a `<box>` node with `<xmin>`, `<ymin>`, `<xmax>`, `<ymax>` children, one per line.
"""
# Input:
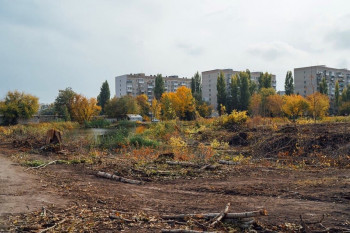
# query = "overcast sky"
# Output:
<box><xmin>1</xmin><ymin>0</ymin><xmax>350</xmax><ymax>103</ymax></box>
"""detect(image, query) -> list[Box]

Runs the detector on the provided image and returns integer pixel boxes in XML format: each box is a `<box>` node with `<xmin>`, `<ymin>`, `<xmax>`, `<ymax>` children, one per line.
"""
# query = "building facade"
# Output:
<box><xmin>294</xmin><ymin>65</ymin><xmax>350</xmax><ymax>99</ymax></box>
<box><xmin>202</xmin><ymin>69</ymin><xmax>276</xmax><ymax>110</ymax></box>
<box><xmin>115</xmin><ymin>73</ymin><xmax>191</xmax><ymax>102</ymax></box>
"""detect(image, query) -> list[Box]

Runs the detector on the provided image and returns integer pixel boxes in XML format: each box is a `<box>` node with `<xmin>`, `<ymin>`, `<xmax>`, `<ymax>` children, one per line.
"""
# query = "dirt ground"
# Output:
<box><xmin>0</xmin><ymin>145</ymin><xmax>349</xmax><ymax>232</ymax></box>
<box><xmin>0</xmin><ymin>154</ymin><xmax>67</xmax><ymax>232</ymax></box>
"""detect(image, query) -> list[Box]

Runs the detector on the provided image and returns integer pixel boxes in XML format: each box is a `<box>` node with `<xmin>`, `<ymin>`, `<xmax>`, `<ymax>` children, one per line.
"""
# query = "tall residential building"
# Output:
<box><xmin>294</xmin><ymin>65</ymin><xmax>350</xmax><ymax>98</ymax></box>
<box><xmin>115</xmin><ymin>73</ymin><xmax>191</xmax><ymax>102</ymax></box>
<box><xmin>202</xmin><ymin>69</ymin><xmax>276</xmax><ymax>109</ymax></box>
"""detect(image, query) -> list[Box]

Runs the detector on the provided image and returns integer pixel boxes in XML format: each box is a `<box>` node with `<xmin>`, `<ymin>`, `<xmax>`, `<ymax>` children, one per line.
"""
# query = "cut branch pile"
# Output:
<box><xmin>96</xmin><ymin>171</ymin><xmax>143</xmax><ymax>185</ymax></box>
<box><xmin>162</xmin><ymin>205</ymin><xmax>267</xmax><ymax>232</ymax></box>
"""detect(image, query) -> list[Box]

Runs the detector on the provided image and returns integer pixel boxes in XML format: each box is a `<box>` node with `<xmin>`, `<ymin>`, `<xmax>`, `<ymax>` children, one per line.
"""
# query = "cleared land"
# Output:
<box><xmin>0</xmin><ymin>122</ymin><xmax>349</xmax><ymax>232</ymax></box>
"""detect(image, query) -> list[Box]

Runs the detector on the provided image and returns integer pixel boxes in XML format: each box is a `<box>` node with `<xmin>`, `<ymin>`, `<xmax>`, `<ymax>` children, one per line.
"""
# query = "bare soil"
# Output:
<box><xmin>0</xmin><ymin>147</ymin><xmax>349</xmax><ymax>232</ymax></box>
<box><xmin>0</xmin><ymin>154</ymin><xmax>67</xmax><ymax>232</ymax></box>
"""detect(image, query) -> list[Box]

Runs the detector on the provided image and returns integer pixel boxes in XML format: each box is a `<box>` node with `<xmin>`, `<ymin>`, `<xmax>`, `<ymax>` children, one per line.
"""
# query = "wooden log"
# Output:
<box><xmin>166</xmin><ymin>161</ymin><xmax>200</xmax><ymax>168</ymax></box>
<box><xmin>199</xmin><ymin>164</ymin><xmax>219</xmax><ymax>170</ymax></box>
<box><xmin>209</xmin><ymin>203</ymin><xmax>230</xmax><ymax>227</ymax></box>
<box><xmin>218</xmin><ymin>160</ymin><xmax>238</xmax><ymax>165</ymax></box>
<box><xmin>97</xmin><ymin>171</ymin><xmax>143</xmax><ymax>185</ymax></box>
<box><xmin>162</xmin><ymin>209</ymin><xmax>267</xmax><ymax>221</ymax></box>
<box><xmin>161</xmin><ymin>230</ymin><xmax>217</xmax><ymax>233</ymax></box>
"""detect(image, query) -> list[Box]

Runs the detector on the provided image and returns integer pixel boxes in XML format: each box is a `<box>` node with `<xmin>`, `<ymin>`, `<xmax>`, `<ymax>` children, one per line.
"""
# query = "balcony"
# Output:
<box><xmin>148</xmin><ymin>85</ymin><xmax>154</xmax><ymax>89</ymax></box>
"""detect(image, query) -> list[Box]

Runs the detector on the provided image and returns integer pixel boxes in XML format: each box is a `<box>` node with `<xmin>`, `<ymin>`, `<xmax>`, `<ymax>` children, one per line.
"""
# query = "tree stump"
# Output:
<box><xmin>45</xmin><ymin>129</ymin><xmax>63</xmax><ymax>151</ymax></box>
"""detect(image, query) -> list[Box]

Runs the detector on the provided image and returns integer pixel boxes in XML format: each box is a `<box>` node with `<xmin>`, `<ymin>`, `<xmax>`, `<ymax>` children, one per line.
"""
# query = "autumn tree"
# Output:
<box><xmin>154</xmin><ymin>74</ymin><xmax>165</xmax><ymax>100</ymax></box>
<box><xmin>54</xmin><ymin>87</ymin><xmax>76</xmax><ymax>121</ymax></box>
<box><xmin>319</xmin><ymin>77</ymin><xmax>328</xmax><ymax>95</ymax></box>
<box><xmin>260</xmin><ymin>88</ymin><xmax>276</xmax><ymax>117</ymax></box>
<box><xmin>171</xmin><ymin>86</ymin><xmax>196</xmax><ymax>120</ymax></box>
<box><xmin>284</xmin><ymin>71</ymin><xmax>294</xmax><ymax>95</ymax></box>
<box><xmin>151</xmin><ymin>98</ymin><xmax>161</xmax><ymax>120</ymax></box>
<box><xmin>282</xmin><ymin>94</ymin><xmax>309</xmax><ymax>121</ymax></box>
<box><xmin>216</xmin><ymin>71</ymin><xmax>227</xmax><ymax>114</ymax></box>
<box><xmin>266</xmin><ymin>94</ymin><xmax>284</xmax><ymax>117</ymax></box>
<box><xmin>306</xmin><ymin>92</ymin><xmax>330</xmax><ymax>121</ymax></box>
<box><xmin>71</xmin><ymin>94</ymin><xmax>101</xmax><ymax>123</ymax></box>
<box><xmin>0</xmin><ymin>91</ymin><xmax>39</xmax><ymax>125</ymax></box>
<box><xmin>105</xmin><ymin>96</ymin><xmax>139</xmax><ymax>118</ymax></box>
<box><xmin>136</xmin><ymin>94</ymin><xmax>151</xmax><ymax>120</ymax></box>
<box><xmin>97</xmin><ymin>80</ymin><xmax>110</xmax><ymax>114</ymax></box>
<box><xmin>249</xmin><ymin>93</ymin><xmax>262</xmax><ymax>116</ymax></box>
<box><xmin>160</xmin><ymin>92</ymin><xmax>176</xmax><ymax>120</ymax></box>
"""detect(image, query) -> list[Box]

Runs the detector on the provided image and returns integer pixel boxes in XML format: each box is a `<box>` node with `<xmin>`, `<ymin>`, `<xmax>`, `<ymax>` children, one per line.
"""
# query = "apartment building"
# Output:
<box><xmin>115</xmin><ymin>73</ymin><xmax>191</xmax><ymax>102</ymax></box>
<box><xmin>294</xmin><ymin>65</ymin><xmax>350</xmax><ymax>98</ymax></box>
<box><xmin>202</xmin><ymin>69</ymin><xmax>276</xmax><ymax>109</ymax></box>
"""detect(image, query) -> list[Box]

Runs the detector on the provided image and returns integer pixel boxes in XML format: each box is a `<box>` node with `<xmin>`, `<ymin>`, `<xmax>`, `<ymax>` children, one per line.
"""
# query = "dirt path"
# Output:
<box><xmin>0</xmin><ymin>154</ymin><xmax>67</xmax><ymax>230</ymax></box>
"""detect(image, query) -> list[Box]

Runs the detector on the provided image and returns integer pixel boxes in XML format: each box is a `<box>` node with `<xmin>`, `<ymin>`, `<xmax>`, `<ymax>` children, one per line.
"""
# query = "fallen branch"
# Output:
<box><xmin>162</xmin><ymin>209</ymin><xmax>267</xmax><ymax>221</ymax></box>
<box><xmin>97</xmin><ymin>171</ymin><xmax>143</xmax><ymax>185</ymax></box>
<box><xmin>199</xmin><ymin>164</ymin><xmax>220</xmax><ymax>170</ymax></box>
<box><xmin>161</xmin><ymin>230</ymin><xmax>217</xmax><ymax>233</ymax></box>
<box><xmin>166</xmin><ymin>161</ymin><xmax>200</xmax><ymax>168</ymax></box>
<box><xmin>26</xmin><ymin>160</ymin><xmax>58</xmax><ymax>171</ymax></box>
<box><xmin>209</xmin><ymin>203</ymin><xmax>230</xmax><ymax>227</ymax></box>
<box><xmin>218</xmin><ymin>160</ymin><xmax>238</xmax><ymax>165</ymax></box>
<box><xmin>39</xmin><ymin>219</ymin><xmax>66</xmax><ymax>233</ymax></box>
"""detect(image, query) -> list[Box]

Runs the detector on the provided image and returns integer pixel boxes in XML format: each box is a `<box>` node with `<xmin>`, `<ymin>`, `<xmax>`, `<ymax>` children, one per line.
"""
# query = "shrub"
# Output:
<box><xmin>129</xmin><ymin>135</ymin><xmax>159</xmax><ymax>148</ymax></box>
<box><xmin>84</xmin><ymin>119</ymin><xmax>110</xmax><ymax>128</ymax></box>
<box><xmin>216</xmin><ymin>110</ymin><xmax>248</xmax><ymax>129</ymax></box>
<box><xmin>118</xmin><ymin>120</ymin><xmax>137</xmax><ymax>128</ymax></box>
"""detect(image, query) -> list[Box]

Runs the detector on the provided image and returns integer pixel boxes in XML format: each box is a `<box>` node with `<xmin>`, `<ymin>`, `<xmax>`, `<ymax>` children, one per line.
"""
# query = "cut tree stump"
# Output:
<box><xmin>96</xmin><ymin>171</ymin><xmax>143</xmax><ymax>185</ymax></box>
<box><xmin>44</xmin><ymin>129</ymin><xmax>63</xmax><ymax>151</ymax></box>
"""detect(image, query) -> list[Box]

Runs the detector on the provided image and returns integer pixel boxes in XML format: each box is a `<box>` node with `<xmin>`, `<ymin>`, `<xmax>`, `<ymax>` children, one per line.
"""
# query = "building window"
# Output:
<box><xmin>209</xmin><ymin>94</ymin><xmax>211</xmax><ymax>97</ymax></box>
<box><xmin>209</xmin><ymin>89</ymin><xmax>211</xmax><ymax>92</ymax></box>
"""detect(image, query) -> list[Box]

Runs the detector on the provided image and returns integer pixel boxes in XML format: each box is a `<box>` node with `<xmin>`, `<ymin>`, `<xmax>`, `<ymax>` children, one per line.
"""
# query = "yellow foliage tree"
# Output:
<box><xmin>171</xmin><ymin>86</ymin><xmax>196</xmax><ymax>120</ymax></box>
<box><xmin>160</xmin><ymin>92</ymin><xmax>176</xmax><ymax>120</ymax></box>
<box><xmin>282</xmin><ymin>94</ymin><xmax>309</xmax><ymax>121</ymax></box>
<box><xmin>71</xmin><ymin>94</ymin><xmax>101</xmax><ymax>123</ymax></box>
<box><xmin>266</xmin><ymin>94</ymin><xmax>284</xmax><ymax>117</ymax></box>
<box><xmin>249</xmin><ymin>93</ymin><xmax>262</xmax><ymax>116</ymax></box>
<box><xmin>151</xmin><ymin>98</ymin><xmax>161</xmax><ymax>120</ymax></box>
<box><xmin>136</xmin><ymin>94</ymin><xmax>151</xmax><ymax>119</ymax></box>
<box><xmin>306</xmin><ymin>92</ymin><xmax>330</xmax><ymax>121</ymax></box>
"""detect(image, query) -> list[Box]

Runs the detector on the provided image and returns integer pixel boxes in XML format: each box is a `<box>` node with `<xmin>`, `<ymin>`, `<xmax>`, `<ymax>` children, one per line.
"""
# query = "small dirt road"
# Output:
<box><xmin>0</xmin><ymin>154</ymin><xmax>66</xmax><ymax>231</ymax></box>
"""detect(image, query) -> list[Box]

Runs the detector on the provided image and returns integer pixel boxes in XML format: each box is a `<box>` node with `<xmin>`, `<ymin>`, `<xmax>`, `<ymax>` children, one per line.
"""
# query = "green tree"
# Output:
<box><xmin>334</xmin><ymin>81</ymin><xmax>340</xmax><ymax>113</ymax></box>
<box><xmin>97</xmin><ymin>80</ymin><xmax>110</xmax><ymax>114</ymax></box>
<box><xmin>191</xmin><ymin>71</ymin><xmax>202</xmax><ymax>102</ymax></box>
<box><xmin>154</xmin><ymin>74</ymin><xmax>165</xmax><ymax>100</ymax></box>
<box><xmin>105</xmin><ymin>96</ymin><xmax>139</xmax><ymax>118</ymax></box>
<box><xmin>284</xmin><ymin>71</ymin><xmax>294</xmax><ymax>95</ymax></box>
<box><xmin>239</xmin><ymin>71</ymin><xmax>250</xmax><ymax>111</ymax></box>
<box><xmin>229</xmin><ymin>74</ymin><xmax>239</xmax><ymax>111</ymax></box>
<box><xmin>319</xmin><ymin>77</ymin><xmax>328</xmax><ymax>95</ymax></box>
<box><xmin>249</xmin><ymin>81</ymin><xmax>257</xmax><ymax>95</ymax></box>
<box><xmin>54</xmin><ymin>87</ymin><xmax>76</xmax><ymax>121</ymax></box>
<box><xmin>341</xmin><ymin>86</ymin><xmax>348</xmax><ymax>102</ymax></box>
<box><xmin>216</xmin><ymin>71</ymin><xmax>227</xmax><ymax>114</ymax></box>
<box><xmin>0</xmin><ymin>91</ymin><xmax>39</xmax><ymax>125</ymax></box>
<box><xmin>258</xmin><ymin>72</ymin><xmax>272</xmax><ymax>89</ymax></box>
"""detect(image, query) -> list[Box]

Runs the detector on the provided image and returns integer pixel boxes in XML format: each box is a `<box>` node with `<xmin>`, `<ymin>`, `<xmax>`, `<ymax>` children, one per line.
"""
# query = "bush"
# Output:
<box><xmin>129</xmin><ymin>135</ymin><xmax>159</xmax><ymax>148</ymax></box>
<box><xmin>98</xmin><ymin>130</ymin><xmax>128</xmax><ymax>149</ymax></box>
<box><xmin>216</xmin><ymin>110</ymin><xmax>248</xmax><ymax>129</ymax></box>
<box><xmin>84</xmin><ymin>119</ymin><xmax>110</xmax><ymax>128</ymax></box>
<box><xmin>118</xmin><ymin>120</ymin><xmax>137</xmax><ymax>128</ymax></box>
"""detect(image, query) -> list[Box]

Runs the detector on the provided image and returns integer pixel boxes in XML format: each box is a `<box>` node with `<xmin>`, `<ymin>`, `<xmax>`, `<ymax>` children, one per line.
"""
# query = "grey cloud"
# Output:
<box><xmin>326</xmin><ymin>29</ymin><xmax>350</xmax><ymax>50</ymax></box>
<box><xmin>176</xmin><ymin>42</ymin><xmax>204</xmax><ymax>56</ymax></box>
<box><xmin>247</xmin><ymin>41</ymin><xmax>307</xmax><ymax>61</ymax></box>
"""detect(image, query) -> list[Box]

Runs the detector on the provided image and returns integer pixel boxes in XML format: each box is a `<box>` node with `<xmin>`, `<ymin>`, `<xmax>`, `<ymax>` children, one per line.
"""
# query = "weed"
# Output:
<box><xmin>84</xmin><ymin>119</ymin><xmax>110</xmax><ymax>128</ymax></box>
<box><xmin>129</xmin><ymin>135</ymin><xmax>159</xmax><ymax>148</ymax></box>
